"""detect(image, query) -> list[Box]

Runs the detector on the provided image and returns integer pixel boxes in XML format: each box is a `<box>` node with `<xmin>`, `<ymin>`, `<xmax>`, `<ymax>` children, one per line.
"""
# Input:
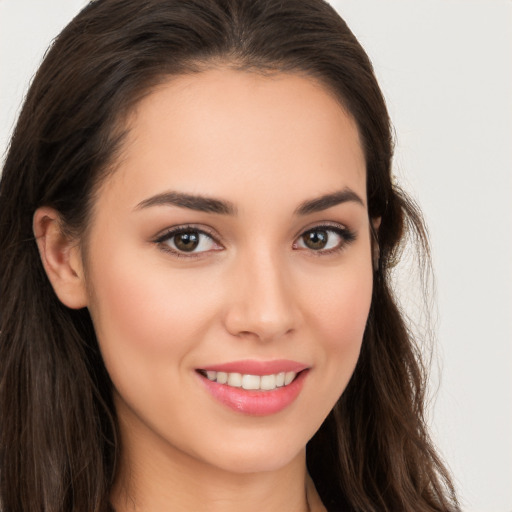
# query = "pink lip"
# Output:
<box><xmin>197</xmin><ymin>362</ymin><xmax>309</xmax><ymax>416</ymax></box>
<box><xmin>199</xmin><ymin>359</ymin><xmax>308</xmax><ymax>376</ymax></box>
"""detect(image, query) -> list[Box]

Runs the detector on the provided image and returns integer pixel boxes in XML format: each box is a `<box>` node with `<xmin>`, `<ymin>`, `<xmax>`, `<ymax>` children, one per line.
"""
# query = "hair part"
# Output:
<box><xmin>0</xmin><ymin>1</ymin><xmax>459</xmax><ymax>510</ymax></box>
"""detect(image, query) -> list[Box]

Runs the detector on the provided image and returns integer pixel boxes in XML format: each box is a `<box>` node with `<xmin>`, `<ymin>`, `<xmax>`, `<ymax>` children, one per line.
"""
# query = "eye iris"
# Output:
<box><xmin>174</xmin><ymin>231</ymin><xmax>199</xmax><ymax>252</ymax></box>
<box><xmin>304</xmin><ymin>230</ymin><xmax>328</xmax><ymax>250</ymax></box>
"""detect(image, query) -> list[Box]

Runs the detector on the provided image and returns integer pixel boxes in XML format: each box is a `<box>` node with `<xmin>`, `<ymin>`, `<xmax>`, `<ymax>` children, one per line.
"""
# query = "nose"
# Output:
<box><xmin>223</xmin><ymin>249</ymin><xmax>298</xmax><ymax>343</ymax></box>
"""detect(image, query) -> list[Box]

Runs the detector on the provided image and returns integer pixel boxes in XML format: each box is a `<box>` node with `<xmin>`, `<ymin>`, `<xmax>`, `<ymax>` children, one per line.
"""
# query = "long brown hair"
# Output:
<box><xmin>0</xmin><ymin>1</ymin><xmax>459</xmax><ymax>510</ymax></box>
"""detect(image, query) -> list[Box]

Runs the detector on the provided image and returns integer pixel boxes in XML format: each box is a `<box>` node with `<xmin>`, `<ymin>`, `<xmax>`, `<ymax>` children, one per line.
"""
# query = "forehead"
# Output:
<box><xmin>97</xmin><ymin>68</ymin><xmax>366</xmax><ymax>213</ymax></box>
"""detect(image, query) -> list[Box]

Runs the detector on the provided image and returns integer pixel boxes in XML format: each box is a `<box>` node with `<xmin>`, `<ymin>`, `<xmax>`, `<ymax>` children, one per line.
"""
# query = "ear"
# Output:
<box><xmin>33</xmin><ymin>207</ymin><xmax>88</xmax><ymax>309</ymax></box>
<box><xmin>371</xmin><ymin>217</ymin><xmax>381</xmax><ymax>270</ymax></box>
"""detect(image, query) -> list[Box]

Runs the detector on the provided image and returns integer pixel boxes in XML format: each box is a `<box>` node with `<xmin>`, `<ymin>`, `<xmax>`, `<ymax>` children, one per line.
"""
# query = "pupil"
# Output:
<box><xmin>174</xmin><ymin>231</ymin><xmax>199</xmax><ymax>252</ymax></box>
<box><xmin>305</xmin><ymin>230</ymin><xmax>327</xmax><ymax>250</ymax></box>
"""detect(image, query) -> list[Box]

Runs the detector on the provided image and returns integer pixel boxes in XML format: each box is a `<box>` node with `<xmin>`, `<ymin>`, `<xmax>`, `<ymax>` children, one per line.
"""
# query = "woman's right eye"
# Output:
<box><xmin>155</xmin><ymin>228</ymin><xmax>221</xmax><ymax>256</ymax></box>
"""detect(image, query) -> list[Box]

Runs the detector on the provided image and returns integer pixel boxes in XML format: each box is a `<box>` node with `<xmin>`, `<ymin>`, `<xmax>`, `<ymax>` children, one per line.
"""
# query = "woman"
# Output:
<box><xmin>0</xmin><ymin>0</ymin><xmax>460</xmax><ymax>510</ymax></box>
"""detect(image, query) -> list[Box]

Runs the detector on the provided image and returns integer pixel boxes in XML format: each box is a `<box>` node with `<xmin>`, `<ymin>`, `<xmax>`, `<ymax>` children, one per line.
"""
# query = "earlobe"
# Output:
<box><xmin>33</xmin><ymin>207</ymin><xmax>88</xmax><ymax>309</ymax></box>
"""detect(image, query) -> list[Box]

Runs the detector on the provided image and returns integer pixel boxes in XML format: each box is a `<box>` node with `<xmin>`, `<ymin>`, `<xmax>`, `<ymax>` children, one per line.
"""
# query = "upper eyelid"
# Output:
<box><xmin>295</xmin><ymin>225</ymin><xmax>354</xmax><ymax>244</ymax></box>
<box><xmin>154</xmin><ymin>224</ymin><xmax>220</xmax><ymax>243</ymax></box>
<box><xmin>294</xmin><ymin>225</ymin><xmax>356</xmax><ymax>256</ymax></box>
<box><xmin>293</xmin><ymin>221</ymin><xmax>351</xmax><ymax>239</ymax></box>
<box><xmin>154</xmin><ymin>226</ymin><xmax>223</xmax><ymax>258</ymax></box>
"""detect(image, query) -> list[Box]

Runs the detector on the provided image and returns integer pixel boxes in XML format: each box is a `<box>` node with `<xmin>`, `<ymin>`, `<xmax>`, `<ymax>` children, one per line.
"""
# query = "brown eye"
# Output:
<box><xmin>295</xmin><ymin>226</ymin><xmax>355</xmax><ymax>253</ymax></box>
<box><xmin>157</xmin><ymin>228</ymin><xmax>220</xmax><ymax>255</ymax></box>
<box><xmin>173</xmin><ymin>231</ymin><xmax>200</xmax><ymax>252</ymax></box>
<box><xmin>302</xmin><ymin>230</ymin><xmax>329</xmax><ymax>250</ymax></box>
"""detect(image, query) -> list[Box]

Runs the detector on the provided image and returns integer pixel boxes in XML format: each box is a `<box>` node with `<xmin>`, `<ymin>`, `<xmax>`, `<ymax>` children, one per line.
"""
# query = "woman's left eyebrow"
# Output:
<box><xmin>294</xmin><ymin>188</ymin><xmax>365</xmax><ymax>215</ymax></box>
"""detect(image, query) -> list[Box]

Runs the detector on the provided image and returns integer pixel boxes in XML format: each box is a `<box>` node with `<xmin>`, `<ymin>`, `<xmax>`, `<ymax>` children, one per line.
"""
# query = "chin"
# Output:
<box><xmin>196</xmin><ymin>427</ymin><xmax>309</xmax><ymax>475</ymax></box>
<box><xmin>212</xmin><ymin>449</ymin><xmax>303</xmax><ymax>475</ymax></box>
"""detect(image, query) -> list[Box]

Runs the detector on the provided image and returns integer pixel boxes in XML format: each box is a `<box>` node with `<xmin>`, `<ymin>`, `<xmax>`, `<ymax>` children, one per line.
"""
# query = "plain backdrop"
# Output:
<box><xmin>1</xmin><ymin>1</ymin><xmax>511</xmax><ymax>511</ymax></box>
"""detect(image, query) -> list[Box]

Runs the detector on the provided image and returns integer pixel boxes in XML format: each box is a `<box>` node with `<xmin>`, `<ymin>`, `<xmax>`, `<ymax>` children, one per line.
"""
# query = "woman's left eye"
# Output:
<box><xmin>294</xmin><ymin>226</ymin><xmax>355</xmax><ymax>253</ymax></box>
<box><xmin>156</xmin><ymin>228</ymin><xmax>221</xmax><ymax>255</ymax></box>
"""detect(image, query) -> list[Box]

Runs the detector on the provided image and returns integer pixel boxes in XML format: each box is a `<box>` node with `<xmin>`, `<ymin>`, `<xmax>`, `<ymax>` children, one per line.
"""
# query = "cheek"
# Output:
<box><xmin>86</xmin><ymin>252</ymin><xmax>222</xmax><ymax>367</ymax></box>
<box><xmin>311</xmin><ymin>263</ymin><xmax>373</xmax><ymax>344</ymax></box>
<box><xmin>303</xmin><ymin>259</ymin><xmax>373</xmax><ymax>388</ymax></box>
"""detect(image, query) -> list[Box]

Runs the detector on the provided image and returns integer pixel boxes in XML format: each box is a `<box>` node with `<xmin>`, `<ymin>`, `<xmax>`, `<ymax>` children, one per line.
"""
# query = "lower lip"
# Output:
<box><xmin>198</xmin><ymin>370</ymin><xmax>308</xmax><ymax>416</ymax></box>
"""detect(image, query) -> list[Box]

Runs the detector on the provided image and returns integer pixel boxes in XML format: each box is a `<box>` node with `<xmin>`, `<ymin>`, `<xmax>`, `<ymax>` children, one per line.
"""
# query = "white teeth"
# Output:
<box><xmin>227</xmin><ymin>372</ymin><xmax>242</xmax><ymax>387</ymax></box>
<box><xmin>203</xmin><ymin>370</ymin><xmax>298</xmax><ymax>390</ymax></box>
<box><xmin>260</xmin><ymin>374</ymin><xmax>276</xmax><ymax>390</ymax></box>
<box><xmin>284</xmin><ymin>371</ymin><xmax>295</xmax><ymax>386</ymax></box>
<box><xmin>242</xmin><ymin>374</ymin><xmax>260</xmax><ymax>390</ymax></box>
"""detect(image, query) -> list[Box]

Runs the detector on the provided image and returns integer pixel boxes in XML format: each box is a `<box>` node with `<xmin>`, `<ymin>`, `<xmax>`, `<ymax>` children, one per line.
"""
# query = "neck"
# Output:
<box><xmin>112</xmin><ymin>452</ymin><xmax>310</xmax><ymax>512</ymax></box>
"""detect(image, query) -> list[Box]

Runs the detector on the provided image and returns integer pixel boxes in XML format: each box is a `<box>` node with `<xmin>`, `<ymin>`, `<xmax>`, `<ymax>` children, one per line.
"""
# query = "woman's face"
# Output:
<box><xmin>83</xmin><ymin>69</ymin><xmax>373</xmax><ymax>475</ymax></box>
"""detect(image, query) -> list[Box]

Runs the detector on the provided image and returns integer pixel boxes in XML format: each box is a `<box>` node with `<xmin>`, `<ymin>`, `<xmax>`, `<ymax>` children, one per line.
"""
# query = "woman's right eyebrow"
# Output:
<box><xmin>134</xmin><ymin>191</ymin><xmax>238</xmax><ymax>215</ymax></box>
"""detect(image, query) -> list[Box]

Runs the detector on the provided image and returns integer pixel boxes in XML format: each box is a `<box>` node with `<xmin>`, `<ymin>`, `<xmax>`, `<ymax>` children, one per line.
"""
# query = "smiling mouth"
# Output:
<box><xmin>196</xmin><ymin>369</ymin><xmax>301</xmax><ymax>391</ymax></box>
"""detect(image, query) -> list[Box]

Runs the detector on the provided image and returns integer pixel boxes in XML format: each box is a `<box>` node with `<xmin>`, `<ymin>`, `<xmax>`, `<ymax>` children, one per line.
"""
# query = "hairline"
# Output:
<box><xmin>78</xmin><ymin>58</ymin><xmax>367</xmax><ymax>263</ymax></box>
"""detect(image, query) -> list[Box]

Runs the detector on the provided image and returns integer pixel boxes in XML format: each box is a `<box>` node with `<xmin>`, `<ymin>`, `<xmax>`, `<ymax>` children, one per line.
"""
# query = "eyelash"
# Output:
<box><xmin>153</xmin><ymin>223</ymin><xmax>356</xmax><ymax>258</ymax></box>
<box><xmin>294</xmin><ymin>224</ymin><xmax>356</xmax><ymax>256</ymax></box>
<box><xmin>154</xmin><ymin>224</ymin><xmax>221</xmax><ymax>259</ymax></box>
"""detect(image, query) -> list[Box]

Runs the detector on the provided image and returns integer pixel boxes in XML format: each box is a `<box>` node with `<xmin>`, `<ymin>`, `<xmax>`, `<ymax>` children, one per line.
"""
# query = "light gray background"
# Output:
<box><xmin>1</xmin><ymin>1</ymin><xmax>511</xmax><ymax>511</ymax></box>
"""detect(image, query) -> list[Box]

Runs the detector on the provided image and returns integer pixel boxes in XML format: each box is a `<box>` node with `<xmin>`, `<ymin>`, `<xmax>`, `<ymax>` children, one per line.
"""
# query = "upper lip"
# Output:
<box><xmin>198</xmin><ymin>359</ymin><xmax>309</xmax><ymax>376</ymax></box>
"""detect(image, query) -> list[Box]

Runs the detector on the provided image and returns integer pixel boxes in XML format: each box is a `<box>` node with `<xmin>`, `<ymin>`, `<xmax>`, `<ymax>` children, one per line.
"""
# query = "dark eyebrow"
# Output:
<box><xmin>135</xmin><ymin>191</ymin><xmax>237</xmax><ymax>215</ymax></box>
<box><xmin>295</xmin><ymin>188</ymin><xmax>365</xmax><ymax>215</ymax></box>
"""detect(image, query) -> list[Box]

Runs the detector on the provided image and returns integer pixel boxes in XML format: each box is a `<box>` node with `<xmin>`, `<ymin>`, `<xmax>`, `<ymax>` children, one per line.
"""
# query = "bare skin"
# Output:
<box><xmin>35</xmin><ymin>68</ymin><xmax>372</xmax><ymax>511</ymax></box>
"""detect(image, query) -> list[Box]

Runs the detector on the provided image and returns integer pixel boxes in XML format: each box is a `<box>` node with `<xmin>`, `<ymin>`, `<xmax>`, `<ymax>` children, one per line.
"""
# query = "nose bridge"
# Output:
<box><xmin>224</xmin><ymin>244</ymin><xmax>296</xmax><ymax>341</ymax></box>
